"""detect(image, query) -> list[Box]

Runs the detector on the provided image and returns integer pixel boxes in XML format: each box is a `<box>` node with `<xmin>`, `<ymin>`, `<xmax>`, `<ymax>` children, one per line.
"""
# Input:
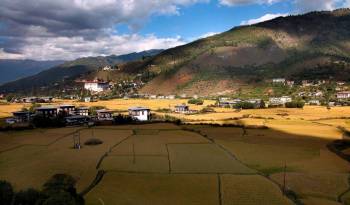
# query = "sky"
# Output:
<box><xmin>0</xmin><ymin>0</ymin><xmax>349</xmax><ymax>61</ymax></box>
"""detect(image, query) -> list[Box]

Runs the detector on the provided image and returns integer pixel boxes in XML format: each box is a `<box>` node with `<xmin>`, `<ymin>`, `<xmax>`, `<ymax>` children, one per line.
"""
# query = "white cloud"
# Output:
<box><xmin>294</xmin><ymin>0</ymin><xmax>339</xmax><ymax>13</ymax></box>
<box><xmin>199</xmin><ymin>32</ymin><xmax>219</xmax><ymax>38</ymax></box>
<box><xmin>0</xmin><ymin>0</ymin><xmax>207</xmax><ymax>60</ymax></box>
<box><xmin>240</xmin><ymin>13</ymin><xmax>288</xmax><ymax>25</ymax></box>
<box><xmin>0</xmin><ymin>34</ymin><xmax>185</xmax><ymax>61</ymax></box>
<box><xmin>219</xmin><ymin>0</ymin><xmax>282</xmax><ymax>6</ymax></box>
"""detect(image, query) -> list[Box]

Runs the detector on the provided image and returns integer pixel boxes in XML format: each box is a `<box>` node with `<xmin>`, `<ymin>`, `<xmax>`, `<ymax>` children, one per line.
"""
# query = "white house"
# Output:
<box><xmin>272</xmin><ymin>78</ymin><xmax>286</xmax><ymax>84</ymax></box>
<box><xmin>269</xmin><ymin>96</ymin><xmax>292</xmax><ymax>105</ymax></box>
<box><xmin>174</xmin><ymin>104</ymin><xmax>189</xmax><ymax>113</ymax></box>
<box><xmin>102</xmin><ymin>65</ymin><xmax>112</xmax><ymax>71</ymax></box>
<box><xmin>337</xmin><ymin>91</ymin><xmax>350</xmax><ymax>99</ymax></box>
<box><xmin>84</xmin><ymin>80</ymin><xmax>109</xmax><ymax>93</ymax></box>
<box><xmin>128</xmin><ymin>107</ymin><xmax>151</xmax><ymax>121</ymax></box>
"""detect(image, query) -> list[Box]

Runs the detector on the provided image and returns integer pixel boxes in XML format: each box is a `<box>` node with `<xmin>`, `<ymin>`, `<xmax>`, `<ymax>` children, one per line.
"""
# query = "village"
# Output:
<box><xmin>2</xmin><ymin>76</ymin><xmax>350</xmax><ymax>128</ymax></box>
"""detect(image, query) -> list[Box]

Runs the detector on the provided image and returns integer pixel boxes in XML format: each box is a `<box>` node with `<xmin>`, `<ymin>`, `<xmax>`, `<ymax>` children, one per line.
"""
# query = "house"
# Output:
<box><xmin>35</xmin><ymin>106</ymin><xmax>58</xmax><ymax>117</ymax></box>
<box><xmin>84</xmin><ymin>97</ymin><xmax>92</xmax><ymax>102</ymax></box>
<box><xmin>246</xmin><ymin>99</ymin><xmax>263</xmax><ymax>108</ymax></box>
<box><xmin>218</xmin><ymin>99</ymin><xmax>242</xmax><ymax>108</ymax></box>
<box><xmin>149</xmin><ymin>95</ymin><xmax>157</xmax><ymax>99</ymax></box>
<box><xmin>269</xmin><ymin>96</ymin><xmax>292</xmax><ymax>106</ymax></box>
<box><xmin>273</xmin><ymin>78</ymin><xmax>286</xmax><ymax>84</ymax></box>
<box><xmin>336</xmin><ymin>91</ymin><xmax>350</xmax><ymax>99</ymax></box>
<box><xmin>308</xmin><ymin>100</ymin><xmax>320</xmax><ymax>105</ymax></box>
<box><xmin>286</xmin><ymin>81</ymin><xmax>295</xmax><ymax>87</ymax></box>
<box><xmin>166</xmin><ymin>95</ymin><xmax>176</xmax><ymax>100</ymax></box>
<box><xmin>21</xmin><ymin>97</ymin><xmax>38</xmax><ymax>103</ymax></box>
<box><xmin>128</xmin><ymin>107</ymin><xmax>151</xmax><ymax>121</ymax></box>
<box><xmin>96</xmin><ymin>109</ymin><xmax>114</xmax><ymax>121</ymax></box>
<box><xmin>12</xmin><ymin>111</ymin><xmax>31</xmax><ymax>123</ymax></box>
<box><xmin>102</xmin><ymin>65</ymin><xmax>113</xmax><ymax>71</ymax></box>
<box><xmin>175</xmin><ymin>104</ymin><xmax>189</xmax><ymax>113</ymax></box>
<box><xmin>83</xmin><ymin>80</ymin><xmax>110</xmax><ymax>93</ymax></box>
<box><xmin>65</xmin><ymin>115</ymin><xmax>90</xmax><ymax>126</ymax></box>
<box><xmin>58</xmin><ymin>105</ymin><xmax>76</xmax><ymax>116</ymax></box>
<box><xmin>75</xmin><ymin>107</ymin><xmax>89</xmax><ymax>116</ymax></box>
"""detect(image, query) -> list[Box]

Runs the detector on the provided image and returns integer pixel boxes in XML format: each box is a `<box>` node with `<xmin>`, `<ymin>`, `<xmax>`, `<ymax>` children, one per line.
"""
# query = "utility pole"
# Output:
<box><xmin>283</xmin><ymin>163</ymin><xmax>287</xmax><ymax>195</ymax></box>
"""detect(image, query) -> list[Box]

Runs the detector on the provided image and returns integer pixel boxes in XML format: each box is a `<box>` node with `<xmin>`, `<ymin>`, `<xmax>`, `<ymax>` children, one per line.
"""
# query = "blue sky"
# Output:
<box><xmin>129</xmin><ymin>1</ymin><xmax>293</xmax><ymax>40</ymax></box>
<box><xmin>0</xmin><ymin>0</ymin><xmax>349</xmax><ymax>60</ymax></box>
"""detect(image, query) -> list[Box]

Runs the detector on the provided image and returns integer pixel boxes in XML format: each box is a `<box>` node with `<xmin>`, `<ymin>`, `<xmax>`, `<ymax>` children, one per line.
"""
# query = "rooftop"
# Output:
<box><xmin>128</xmin><ymin>107</ymin><xmax>150</xmax><ymax>111</ymax></box>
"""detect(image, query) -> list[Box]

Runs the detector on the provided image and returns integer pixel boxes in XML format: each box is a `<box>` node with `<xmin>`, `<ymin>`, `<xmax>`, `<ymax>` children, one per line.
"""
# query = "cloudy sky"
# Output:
<box><xmin>0</xmin><ymin>0</ymin><xmax>349</xmax><ymax>60</ymax></box>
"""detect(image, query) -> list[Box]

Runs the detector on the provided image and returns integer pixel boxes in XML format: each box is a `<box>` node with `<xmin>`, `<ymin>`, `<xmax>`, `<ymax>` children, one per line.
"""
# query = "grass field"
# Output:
<box><xmin>1</xmin><ymin>122</ymin><xmax>350</xmax><ymax>205</ymax></box>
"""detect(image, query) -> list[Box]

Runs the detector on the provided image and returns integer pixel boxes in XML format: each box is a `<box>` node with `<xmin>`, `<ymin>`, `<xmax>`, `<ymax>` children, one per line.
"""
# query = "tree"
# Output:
<box><xmin>42</xmin><ymin>192</ymin><xmax>77</xmax><ymax>205</ymax></box>
<box><xmin>13</xmin><ymin>188</ymin><xmax>41</xmax><ymax>205</ymax></box>
<box><xmin>0</xmin><ymin>180</ymin><xmax>14</xmax><ymax>205</ymax></box>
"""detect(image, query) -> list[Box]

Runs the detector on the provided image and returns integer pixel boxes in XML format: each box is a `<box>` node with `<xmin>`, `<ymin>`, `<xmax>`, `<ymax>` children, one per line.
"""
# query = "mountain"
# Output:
<box><xmin>3</xmin><ymin>9</ymin><xmax>350</xmax><ymax>96</ymax></box>
<box><xmin>0</xmin><ymin>59</ymin><xmax>64</xmax><ymax>85</ymax></box>
<box><xmin>0</xmin><ymin>49</ymin><xmax>162</xmax><ymax>93</ymax></box>
<box><xmin>111</xmin><ymin>9</ymin><xmax>350</xmax><ymax>96</ymax></box>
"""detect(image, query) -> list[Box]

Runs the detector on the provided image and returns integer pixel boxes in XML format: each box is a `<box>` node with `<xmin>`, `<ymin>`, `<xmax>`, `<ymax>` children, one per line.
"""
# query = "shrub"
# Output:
<box><xmin>285</xmin><ymin>101</ymin><xmax>305</xmax><ymax>108</ymax></box>
<box><xmin>188</xmin><ymin>98</ymin><xmax>204</xmax><ymax>105</ymax></box>
<box><xmin>199</xmin><ymin>107</ymin><xmax>215</xmax><ymax>113</ymax></box>
<box><xmin>235</xmin><ymin>102</ymin><xmax>255</xmax><ymax>109</ymax></box>
<box><xmin>0</xmin><ymin>180</ymin><xmax>14</xmax><ymax>205</ymax></box>
<box><xmin>14</xmin><ymin>188</ymin><xmax>41</xmax><ymax>205</ymax></box>
<box><xmin>84</xmin><ymin>138</ymin><xmax>103</xmax><ymax>146</ymax></box>
<box><xmin>114</xmin><ymin>114</ymin><xmax>135</xmax><ymax>124</ymax></box>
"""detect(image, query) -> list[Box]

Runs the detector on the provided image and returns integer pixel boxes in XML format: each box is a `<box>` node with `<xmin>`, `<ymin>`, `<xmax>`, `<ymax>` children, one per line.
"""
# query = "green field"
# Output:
<box><xmin>0</xmin><ymin>123</ymin><xmax>349</xmax><ymax>205</ymax></box>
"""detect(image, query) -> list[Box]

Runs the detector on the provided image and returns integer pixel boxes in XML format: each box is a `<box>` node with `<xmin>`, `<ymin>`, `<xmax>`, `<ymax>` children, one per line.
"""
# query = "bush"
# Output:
<box><xmin>13</xmin><ymin>188</ymin><xmax>41</xmax><ymax>205</ymax></box>
<box><xmin>188</xmin><ymin>98</ymin><xmax>204</xmax><ymax>105</ymax></box>
<box><xmin>199</xmin><ymin>107</ymin><xmax>215</xmax><ymax>113</ymax></box>
<box><xmin>235</xmin><ymin>102</ymin><xmax>255</xmax><ymax>109</ymax></box>
<box><xmin>84</xmin><ymin>138</ymin><xmax>103</xmax><ymax>146</ymax></box>
<box><xmin>0</xmin><ymin>180</ymin><xmax>14</xmax><ymax>205</ymax></box>
<box><xmin>114</xmin><ymin>114</ymin><xmax>135</xmax><ymax>124</ymax></box>
<box><xmin>285</xmin><ymin>101</ymin><xmax>305</xmax><ymax>108</ymax></box>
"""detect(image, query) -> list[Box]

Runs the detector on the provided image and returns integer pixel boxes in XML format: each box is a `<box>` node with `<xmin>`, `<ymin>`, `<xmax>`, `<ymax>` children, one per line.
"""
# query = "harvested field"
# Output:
<box><xmin>221</xmin><ymin>174</ymin><xmax>293</xmax><ymax>205</ymax></box>
<box><xmin>271</xmin><ymin>172</ymin><xmax>349</xmax><ymax>200</ymax></box>
<box><xmin>168</xmin><ymin>144</ymin><xmax>255</xmax><ymax>174</ymax></box>
<box><xmin>101</xmin><ymin>155</ymin><xmax>169</xmax><ymax>173</ymax></box>
<box><xmin>85</xmin><ymin>173</ymin><xmax>219</xmax><ymax>205</ymax></box>
<box><xmin>0</xmin><ymin>128</ymin><xmax>132</xmax><ymax>191</ymax></box>
<box><xmin>301</xmin><ymin>197</ymin><xmax>343</xmax><ymax>205</ymax></box>
<box><xmin>1</xmin><ymin>123</ymin><xmax>350</xmax><ymax>205</ymax></box>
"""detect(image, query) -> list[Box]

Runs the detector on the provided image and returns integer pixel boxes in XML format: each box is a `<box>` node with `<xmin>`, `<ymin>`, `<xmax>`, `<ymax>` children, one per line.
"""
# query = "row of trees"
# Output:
<box><xmin>0</xmin><ymin>174</ymin><xmax>84</xmax><ymax>205</ymax></box>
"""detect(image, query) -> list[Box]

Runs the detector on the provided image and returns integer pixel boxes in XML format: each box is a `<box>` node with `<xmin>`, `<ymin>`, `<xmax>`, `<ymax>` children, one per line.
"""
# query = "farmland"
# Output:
<box><xmin>1</xmin><ymin>99</ymin><xmax>350</xmax><ymax>204</ymax></box>
<box><xmin>0</xmin><ymin>121</ymin><xmax>349</xmax><ymax>205</ymax></box>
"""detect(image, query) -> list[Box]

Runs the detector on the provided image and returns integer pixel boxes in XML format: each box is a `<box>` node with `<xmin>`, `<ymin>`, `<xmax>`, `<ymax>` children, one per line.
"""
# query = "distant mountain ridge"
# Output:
<box><xmin>0</xmin><ymin>49</ymin><xmax>163</xmax><ymax>93</ymax></box>
<box><xmin>0</xmin><ymin>59</ymin><xmax>64</xmax><ymax>85</ymax></box>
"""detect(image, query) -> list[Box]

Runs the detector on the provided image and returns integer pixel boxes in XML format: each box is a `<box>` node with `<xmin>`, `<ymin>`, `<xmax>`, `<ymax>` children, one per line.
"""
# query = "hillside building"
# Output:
<box><xmin>83</xmin><ymin>80</ymin><xmax>110</xmax><ymax>93</ymax></box>
<box><xmin>272</xmin><ymin>78</ymin><xmax>286</xmax><ymax>84</ymax></box>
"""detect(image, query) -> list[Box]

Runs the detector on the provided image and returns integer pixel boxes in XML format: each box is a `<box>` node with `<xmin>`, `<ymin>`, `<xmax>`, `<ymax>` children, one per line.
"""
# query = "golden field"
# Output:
<box><xmin>1</xmin><ymin>99</ymin><xmax>350</xmax><ymax>205</ymax></box>
<box><xmin>1</xmin><ymin>99</ymin><xmax>350</xmax><ymax>140</ymax></box>
<box><xmin>0</xmin><ymin>123</ymin><xmax>350</xmax><ymax>205</ymax></box>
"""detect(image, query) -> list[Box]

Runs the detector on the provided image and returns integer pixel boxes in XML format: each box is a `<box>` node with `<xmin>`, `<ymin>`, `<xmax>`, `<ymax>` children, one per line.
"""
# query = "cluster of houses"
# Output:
<box><xmin>6</xmin><ymin>105</ymin><xmax>152</xmax><ymax>125</ymax></box>
<box><xmin>12</xmin><ymin>96</ymin><xmax>53</xmax><ymax>103</ymax></box>
<box><xmin>218</xmin><ymin>96</ymin><xmax>293</xmax><ymax>108</ymax></box>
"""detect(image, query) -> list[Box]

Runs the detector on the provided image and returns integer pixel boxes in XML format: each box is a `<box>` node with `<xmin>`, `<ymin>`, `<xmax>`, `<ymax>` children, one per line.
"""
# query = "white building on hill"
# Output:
<box><xmin>83</xmin><ymin>80</ymin><xmax>109</xmax><ymax>93</ymax></box>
